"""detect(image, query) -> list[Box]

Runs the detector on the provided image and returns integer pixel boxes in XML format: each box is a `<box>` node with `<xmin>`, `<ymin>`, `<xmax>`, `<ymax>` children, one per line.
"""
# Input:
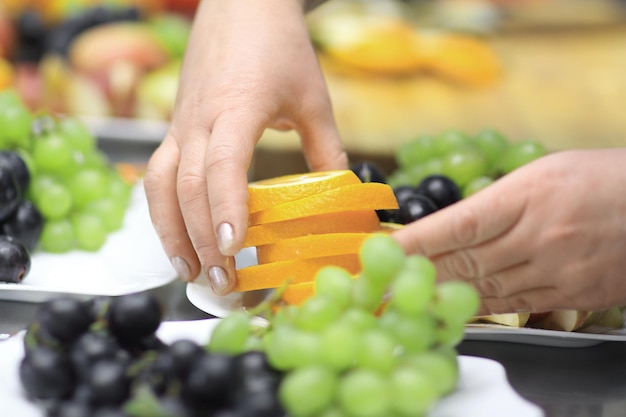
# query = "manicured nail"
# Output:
<box><xmin>171</xmin><ymin>256</ymin><xmax>192</xmax><ymax>282</ymax></box>
<box><xmin>208</xmin><ymin>265</ymin><xmax>230</xmax><ymax>295</ymax></box>
<box><xmin>217</xmin><ymin>222</ymin><xmax>235</xmax><ymax>255</ymax></box>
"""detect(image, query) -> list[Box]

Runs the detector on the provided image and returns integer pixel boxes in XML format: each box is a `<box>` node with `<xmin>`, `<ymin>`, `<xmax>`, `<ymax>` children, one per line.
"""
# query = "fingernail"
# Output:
<box><xmin>217</xmin><ymin>222</ymin><xmax>235</xmax><ymax>255</ymax></box>
<box><xmin>171</xmin><ymin>256</ymin><xmax>192</xmax><ymax>282</ymax></box>
<box><xmin>208</xmin><ymin>265</ymin><xmax>230</xmax><ymax>295</ymax></box>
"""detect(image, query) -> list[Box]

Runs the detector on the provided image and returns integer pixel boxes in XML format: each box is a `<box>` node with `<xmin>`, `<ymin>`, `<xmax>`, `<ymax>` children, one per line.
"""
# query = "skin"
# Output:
<box><xmin>144</xmin><ymin>0</ymin><xmax>347</xmax><ymax>294</ymax></box>
<box><xmin>393</xmin><ymin>149</ymin><xmax>626</xmax><ymax>315</ymax></box>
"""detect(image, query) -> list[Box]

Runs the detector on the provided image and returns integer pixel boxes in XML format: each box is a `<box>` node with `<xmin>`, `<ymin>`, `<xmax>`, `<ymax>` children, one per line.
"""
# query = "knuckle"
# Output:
<box><xmin>452</xmin><ymin>207</ymin><xmax>481</xmax><ymax>247</ymax></box>
<box><xmin>438</xmin><ymin>250</ymin><xmax>481</xmax><ymax>280</ymax></box>
<box><xmin>475</xmin><ymin>276</ymin><xmax>504</xmax><ymax>297</ymax></box>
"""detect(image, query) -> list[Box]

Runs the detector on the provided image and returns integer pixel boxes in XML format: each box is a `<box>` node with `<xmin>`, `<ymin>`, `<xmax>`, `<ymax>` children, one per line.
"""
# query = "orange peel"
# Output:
<box><xmin>248</xmin><ymin>170</ymin><xmax>361</xmax><ymax>214</ymax></box>
<box><xmin>249</xmin><ymin>182</ymin><xmax>398</xmax><ymax>226</ymax></box>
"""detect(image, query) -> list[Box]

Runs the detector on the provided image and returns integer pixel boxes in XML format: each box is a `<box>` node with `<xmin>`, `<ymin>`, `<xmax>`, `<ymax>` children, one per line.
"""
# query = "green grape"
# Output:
<box><xmin>432</xmin><ymin>280</ymin><xmax>481</xmax><ymax>326</ymax></box>
<box><xmin>359</xmin><ymin>234</ymin><xmax>405</xmax><ymax>289</ymax></box>
<box><xmin>71</xmin><ymin>212</ymin><xmax>107</xmax><ymax>251</ymax></box>
<box><xmin>68</xmin><ymin>168</ymin><xmax>110</xmax><ymax>210</ymax></box>
<box><xmin>472</xmin><ymin>129</ymin><xmax>509</xmax><ymax>169</ymax></box>
<box><xmin>318</xmin><ymin>407</ymin><xmax>346</xmax><ymax>417</ymax></box>
<box><xmin>395</xmin><ymin>135</ymin><xmax>437</xmax><ymax>169</ymax></box>
<box><xmin>338</xmin><ymin>307</ymin><xmax>377</xmax><ymax>332</ymax></box>
<box><xmin>108</xmin><ymin>172</ymin><xmax>133</xmax><ymax>207</ymax></box>
<box><xmin>32</xmin><ymin>131</ymin><xmax>76</xmax><ymax>176</ymax></box>
<box><xmin>279</xmin><ymin>365</ymin><xmax>338</xmax><ymax>417</ymax></box>
<box><xmin>266</xmin><ymin>326</ymin><xmax>320</xmax><ymax>370</ymax></box>
<box><xmin>421</xmin><ymin>158</ymin><xmax>443</xmax><ymax>178</ymax></box>
<box><xmin>85</xmin><ymin>198</ymin><xmax>126</xmax><ymax>232</ymax></box>
<box><xmin>402</xmin><ymin>164</ymin><xmax>427</xmax><ymax>186</ymax></box>
<box><xmin>272</xmin><ymin>305</ymin><xmax>297</xmax><ymax>327</ymax></box>
<box><xmin>26</xmin><ymin>174</ymin><xmax>55</xmax><ymax>202</ymax></box>
<box><xmin>436</xmin><ymin>320</ymin><xmax>467</xmax><ymax>347</ymax></box>
<box><xmin>57</xmin><ymin>117</ymin><xmax>96</xmax><ymax>154</ymax></box>
<box><xmin>319</xmin><ymin>322</ymin><xmax>360</xmax><ymax>371</ymax></box>
<box><xmin>389</xmin><ymin>260</ymin><xmax>436</xmax><ymax>316</ymax></box>
<box><xmin>242</xmin><ymin>334</ymin><xmax>264</xmax><ymax>352</ymax></box>
<box><xmin>440</xmin><ymin>146</ymin><xmax>488</xmax><ymax>187</ymax></box>
<box><xmin>81</xmin><ymin>150</ymin><xmax>109</xmax><ymax>170</ymax></box>
<box><xmin>207</xmin><ymin>310</ymin><xmax>250</xmax><ymax>355</ymax></box>
<box><xmin>357</xmin><ymin>329</ymin><xmax>397</xmax><ymax>374</ymax></box>
<box><xmin>314</xmin><ymin>266</ymin><xmax>354</xmax><ymax>309</ymax></box>
<box><xmin>0</xmin><ymin>89</ymin><xmax>22</xmax><ymax>109</ymax></box>
<box><xmin>386</xmin><ymin>170</ymin><xmax>413</xmax><ymax>189</ymax></box>
<box><xmin>294</xmin><ymin>295</ymin><xmax>344</xmax><ymax>332</ymax></box>
<box><xmin>40</xmin><ymin>219</ymin><xmax>74</xmax><ymax>253</ymax></box>
<box><xmin>35</xmin><ymin>182</ymin><xmax>73</xmax><ymax>220</ymax></box>
<box><xmin>0</xmin><ymin>103</ymin><xmax>33</xmax><ymax>150</ymax></box>
<box><xmin>338</xmin><ymin>369</ymin><xmax>391</xmax><ymax>417</ymax></box>
<box><xmin>433</xmin><ymin>130</ymin><xmax>472</xmax><ymax>157</ymax></box>
<box><xmin>497</xmin><ymin>140</ymin><xmax>547</xmax><ymax>174</ymax></box>
<box><xmin>403</xmin><ymin>350</ymin><xmax>459</xmax><ymax>395</ymax></box>
<box><xmin>351</xmin><ymin>275</ymin><xmax>386</xmax><ymax>312</ymax></box>
<box><xmin>380</xmin><ymin>309</ymin><xmax>437</xmax><ymax>354</ymax></box>
<box><xmin>391</xmin><ymin>366</ymin><xmax>439</xmax><ymax>416</ymax></box>
<box><xmin>462</xmin><ymin>175</ymin><xmax>494</xmax><ymax>198</ymax></box>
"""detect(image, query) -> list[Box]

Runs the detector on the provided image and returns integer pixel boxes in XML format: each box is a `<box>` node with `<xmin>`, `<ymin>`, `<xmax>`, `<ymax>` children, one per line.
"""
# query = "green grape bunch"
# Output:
<box><xmin>0</xmin><ymin>89</ymin><xmax>134</xmax><ymax>282</ymax></box>
<box><xmin>209</xmin><ymin>234</ymin><xmax>481</xmax><ymax>417</ymax></box>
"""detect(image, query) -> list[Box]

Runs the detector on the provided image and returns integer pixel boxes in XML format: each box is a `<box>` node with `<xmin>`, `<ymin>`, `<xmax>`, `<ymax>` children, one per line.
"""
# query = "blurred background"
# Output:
<box><xmin>0</xmin><ymin>0</ymin><xmax>625</xmax><ymax>176</ymax></box>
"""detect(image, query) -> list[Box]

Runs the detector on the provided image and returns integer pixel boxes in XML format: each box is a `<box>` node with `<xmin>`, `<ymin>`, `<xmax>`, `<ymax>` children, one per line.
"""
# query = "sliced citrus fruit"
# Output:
<box><xmin>248</xmin><ymin>170</ymin><xmax>362</xmax><ymax>214</ymax></box>
<box><xmin>234</xmin><ymin>254</ymin><xmax>361</xmax><ymax>292</ymax></box>
<box><xmin>256</xmin><ymin>232</ymin><xmax>373</xmax><ymax>264</ymax></box>
<box><xmin>249</xmin><ymin>182</ymin><xmax>398</xmax><ymax>226</ymax></box>
<box><xmin>280</xmin><ymin>282</ymin><xmax>315</xmax><ymax>306</ymax></box>
<box><xmin>244</xmin><ymin>210</ymin><xmax>381</xmax><ymax>247</ymax></box>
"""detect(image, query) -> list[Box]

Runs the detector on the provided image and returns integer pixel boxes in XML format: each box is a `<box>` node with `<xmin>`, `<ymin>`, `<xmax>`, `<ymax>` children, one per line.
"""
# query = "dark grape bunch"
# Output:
<box><xmin>20</xmin><ymin>293</ymin><xmax>285</xmax><ymax>417</ymax></box>
<box><xmin>351</xmin><ymin>129</ymin><xmax>548</xmax><ymax>225</ymax></box>
<box><xmin>0</xmin><ymin>150</ymin><xmax>42</xmax><ymax>283</ymax></box>
<box><xmin>0</xmin><ymin>89</ymin><xmax>133</xmax><ymax>261</ymax></box>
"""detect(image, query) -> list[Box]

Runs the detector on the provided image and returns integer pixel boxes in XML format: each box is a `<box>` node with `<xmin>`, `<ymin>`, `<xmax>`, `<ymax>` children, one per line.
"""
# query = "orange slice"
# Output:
<box><xmin>256</xmin><ymin>232</ymin><xmax>373</xmax><ymax>264</ymax></box>
<box><xmin>248</xmin><ymin>170</ymin><xmax>362</xmax><ymax>214</ymax></box>
<box><xmin>249</xmin><ymin>182</ymin><xmax>398</xmax><ymax>226</ymax></box>
<box><xmin>244</xmin><ymin>210</ymin><xmax>381</xmax><ymax>247</ymax></box>
<box><xmin>281</xmin><ymin>282</ymin><xmax>315</xmax><ymax>306</ymax></box>
<box><xmin>234</xmin><ymin>254</ymin><xmax>361</xmax><ymax>292</ymax></box>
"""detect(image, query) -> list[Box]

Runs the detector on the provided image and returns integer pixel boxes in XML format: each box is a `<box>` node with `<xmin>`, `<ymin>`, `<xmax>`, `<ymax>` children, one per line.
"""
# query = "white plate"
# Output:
<box><xmin>0</xmin><ymin>183</ymin><xmax>177</xmax><ymax>302</ymax></box>
<box><xmin>0</xmin><ymin>319</ymin><xmax>543</xmax><ymax>417</ymax></box>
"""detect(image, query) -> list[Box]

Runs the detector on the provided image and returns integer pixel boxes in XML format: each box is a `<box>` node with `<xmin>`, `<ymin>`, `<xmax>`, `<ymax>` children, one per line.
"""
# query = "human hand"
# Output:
<box><xmin>392</xmin><ymin>149</ymin><xmax>626</xmax><ymax>314</ymax></box>
<box><xmin>144</xmin><ymin>0</ymin><xmax>347</xmax><ymax>295</ymax></box>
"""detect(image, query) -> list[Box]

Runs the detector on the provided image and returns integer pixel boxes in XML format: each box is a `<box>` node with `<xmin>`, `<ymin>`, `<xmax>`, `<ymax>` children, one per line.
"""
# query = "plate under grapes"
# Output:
<box><xmin>0</xmin><ymin>183</ymin><xmax>177</xmax><ymax>302</ymax></box>
<box><xmin>0</xmin><ymin>319</ymin><xmax>543</xmax><ymax>417</ymax></box>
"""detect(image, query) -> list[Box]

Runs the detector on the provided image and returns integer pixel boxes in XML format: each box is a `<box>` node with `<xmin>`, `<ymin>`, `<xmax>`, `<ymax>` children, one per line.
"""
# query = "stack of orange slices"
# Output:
<box><xmin>235</xmin><ymin>170</ymin><xmax>399</xmax><ymax>305</ymax></box>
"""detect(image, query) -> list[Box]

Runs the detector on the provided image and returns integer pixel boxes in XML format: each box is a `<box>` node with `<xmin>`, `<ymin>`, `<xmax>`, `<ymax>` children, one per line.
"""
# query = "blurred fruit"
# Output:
<box><xmin>0</xmin><ymin>235</ymin><xmax>30</xmax><ymax>283</ymax></box>
<box><xmin>475</xmin><ymin>313</ymin><xmax>531</xmax><ymax>327</ymax></box>
<box><xmin>134</xmin><ymin>59</ymin><xmax>180</xmax><ymax>120</ymax></box>
<box><xmin>419</xmin><ymin>32</ymin><xmax>501</xmax><ymax>86</ymax></box>
<box><xmin>311</xmin><ymin>12</ymin><xmax>423</xmax><ymax>75</ymax></box>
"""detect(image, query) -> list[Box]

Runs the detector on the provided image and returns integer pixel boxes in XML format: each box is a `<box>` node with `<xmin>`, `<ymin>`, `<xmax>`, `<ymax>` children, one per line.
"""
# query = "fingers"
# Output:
<box><xmin>176</xmin><ymin>129</ymin><xmax>237</xmax><ymax>296</ymax></box>
<box><xmin>479</xmin><ymin>287</ymin><xmax>561</xmax><ymax>315</ymax></box>
<box><xmin>205</xmin><ymin>112</ymin><xmax>265</xmax><ymax>257</ymax></box>
<box><xmin>144</xmin><ymin>137</ymin><xmax>200</xmax><ymax>283</ymax></box>
<box><xmin>392</xmin><ymin>177</ymin><xmax>528</xmax><ymax>258</ymax></box>
<box><xmin>297</xmin><ymin>94</ymin><xmax>348</xmax><ymax>172</ymax></box>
